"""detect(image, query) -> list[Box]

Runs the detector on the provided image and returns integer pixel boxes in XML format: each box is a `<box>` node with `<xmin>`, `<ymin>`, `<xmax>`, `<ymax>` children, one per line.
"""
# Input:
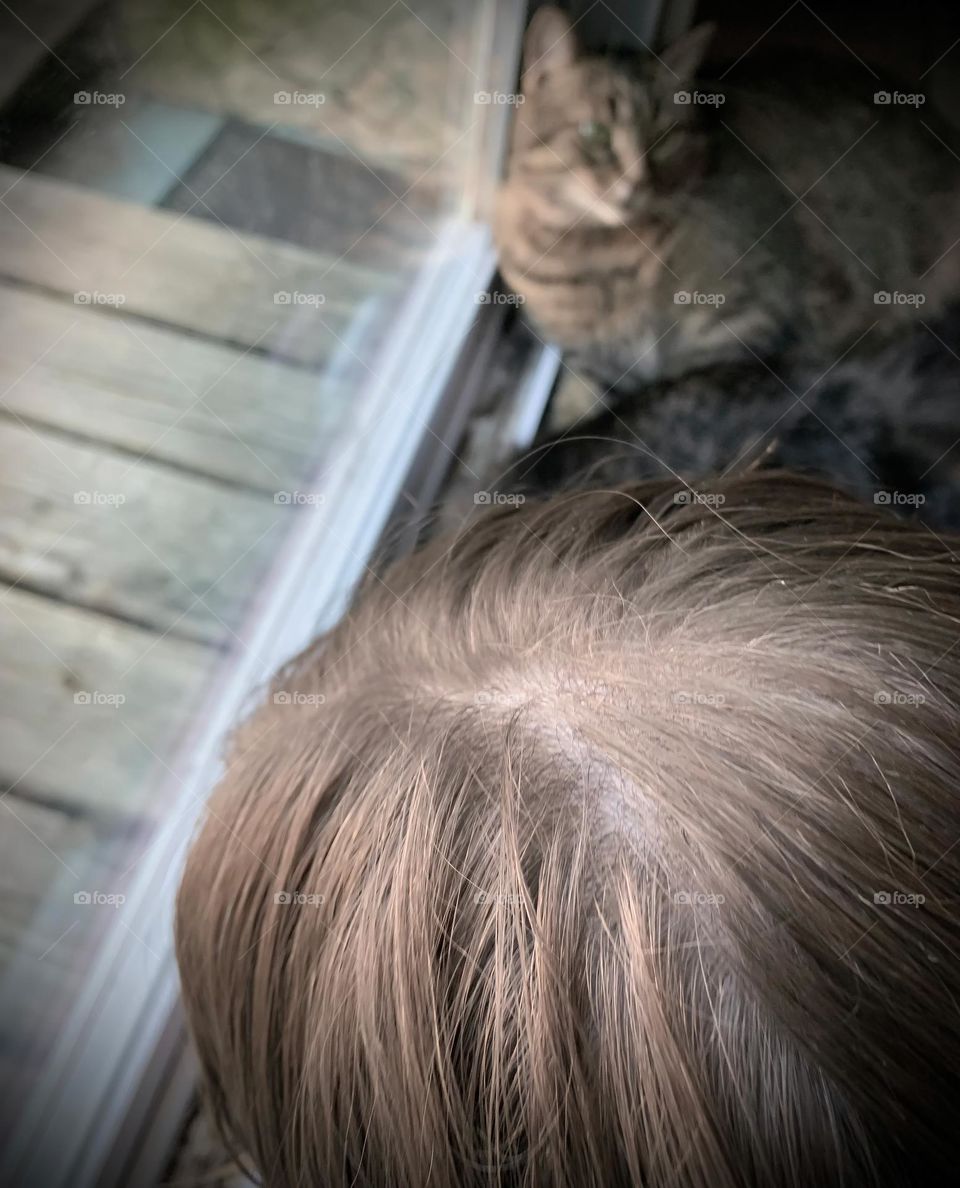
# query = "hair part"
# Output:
<box><xmin>177</xmin><ymin>473</ymin><xmax>960</xmax><ymax>1187</ymax></box>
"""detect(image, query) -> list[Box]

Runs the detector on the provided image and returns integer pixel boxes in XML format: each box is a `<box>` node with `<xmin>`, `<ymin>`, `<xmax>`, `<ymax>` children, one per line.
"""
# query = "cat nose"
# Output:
<box><xmin>620</xmin><ymin>157</ymin><xmax>647</xmax><ymax>186</ymax></box>
<box><xmin>609</xmin><ymin>172</ymin><xmax>644</xmax><ymax>205</ymax></box>
<box><xmin>608</xmin><ymin>178</ymin><xmax>631</xmax><ymax>203</ymax></box>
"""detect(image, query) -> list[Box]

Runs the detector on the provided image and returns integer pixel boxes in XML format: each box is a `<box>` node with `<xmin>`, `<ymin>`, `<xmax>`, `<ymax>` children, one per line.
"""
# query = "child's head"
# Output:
<box><xmin>176</xmin><ymin>474</ymin><xmax>960</xmax><ymax>1188</ymax></box>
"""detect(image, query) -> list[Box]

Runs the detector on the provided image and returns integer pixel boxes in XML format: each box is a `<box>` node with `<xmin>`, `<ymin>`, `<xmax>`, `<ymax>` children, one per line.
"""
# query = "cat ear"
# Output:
<box><xmin>658</xmin><ymin>22</ymin><xmax>715</xmax><ymax>88</ymax></box>
<box><xmin>522</xmin><ymin>6</ymin><xmax>579</xmax><ymax>92</ymax></box>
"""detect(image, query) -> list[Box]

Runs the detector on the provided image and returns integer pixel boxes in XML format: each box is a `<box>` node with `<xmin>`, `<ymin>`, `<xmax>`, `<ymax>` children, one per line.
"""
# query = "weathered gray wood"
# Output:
<box><xmin>0</xmin><ymin>794</ymin><xmax>136</xmax><ymax>1100</ymax></box>
<box><xmin>0</xmin><ymin>420</ymin><xmax>291</xmax><ymax>641</ymax></box>
<box><xmin>114</xmin><ymin>0</ymin><xmax>464</xmax><ymax>176</ymax></box>
<box><xmin>0</xmin><ymin>795</ymin><xmax>132</xmax><ymax>965</ymax></box>
<box><xmin>0</xmin><ymin>586</ymin><xmax>212</xmax><ymax>817</ymax></box>
<box><xmin>0</xmin><ymin>164</ymin><xmax>395</xmax><ymax>365</ymax></box>
<box><xmin>0</xmin><ymin>286</ymin><xmax>348</xmax><ymax>490</ymax></box>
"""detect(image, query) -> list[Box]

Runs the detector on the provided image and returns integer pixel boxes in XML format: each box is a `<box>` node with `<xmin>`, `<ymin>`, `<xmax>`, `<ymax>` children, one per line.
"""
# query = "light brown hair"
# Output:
<box><xmin>176</xmin><ymin>473</ymin><xmax>960</xmax><ymax>1187</ymax></box>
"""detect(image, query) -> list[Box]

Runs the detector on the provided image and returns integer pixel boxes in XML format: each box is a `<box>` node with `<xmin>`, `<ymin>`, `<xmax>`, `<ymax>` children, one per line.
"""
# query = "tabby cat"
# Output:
<box><xmin>495</xmin><ymin>8</ymin><xmax>960</xmax><ymax>412</ymax></box>
<box><xmin>492</xmin><ymin>307</ymin><xmax>960</xmax><ymax>532</ymax></box>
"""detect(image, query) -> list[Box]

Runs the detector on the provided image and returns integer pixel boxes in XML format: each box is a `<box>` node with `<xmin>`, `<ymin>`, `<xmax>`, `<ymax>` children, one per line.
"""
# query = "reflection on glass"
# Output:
<box><xmin>0</xmin><ymin>0</ymin><xmax>513</xmax><ymax>1157</ymax></box>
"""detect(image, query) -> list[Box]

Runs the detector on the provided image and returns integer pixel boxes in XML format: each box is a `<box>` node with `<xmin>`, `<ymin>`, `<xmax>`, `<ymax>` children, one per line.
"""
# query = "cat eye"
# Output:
<box><xmin>578</xmin><ymin>120</ymin><xmax>612</xmax><ymax>151</ymax></box>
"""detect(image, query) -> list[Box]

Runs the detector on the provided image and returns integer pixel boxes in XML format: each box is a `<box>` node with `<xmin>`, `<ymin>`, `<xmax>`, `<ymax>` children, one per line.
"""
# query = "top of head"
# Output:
<box><xmin>176</xmin><ymin>474</ymin><xmax>960</xmax><ymax>1187</ymax></box>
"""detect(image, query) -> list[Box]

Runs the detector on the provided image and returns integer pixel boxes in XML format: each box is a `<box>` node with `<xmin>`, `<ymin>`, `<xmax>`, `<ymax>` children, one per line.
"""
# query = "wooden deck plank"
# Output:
<box><xmin>0</xmin><ymin>164</ymin><xmax>397</xmax><ymax>366</ymax></box>
<box><xmin>0</xmin><ymin>795</ymin><xmax>140</xmax><ymax>1104</ymax></box>
<box><xmin>0</xmin><ymin>420</ymin><xmax>288</xmax><ymax>642</ymax></box>
<box><xmin>114</xmin><ymin>0</ymin><xmax>463</xmax><ymax>178</ymax></box>
<box><xmin>0</xmin><ymin>586</ymin><xmax>212</xmax><ymax>818</ymax></box>
<box><xmin>0</xmin><ymin>796</ymin><xmax>134</xmax><ymax>967</ymax></box>
<box><xmin>0</xmin><ymin>286</ymin><xmax>349</xmax><ymax>490</ymax></box>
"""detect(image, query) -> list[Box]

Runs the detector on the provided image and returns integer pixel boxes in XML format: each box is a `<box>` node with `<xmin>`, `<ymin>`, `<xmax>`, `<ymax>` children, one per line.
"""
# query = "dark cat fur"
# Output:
<box><xmin>496</xmin><ymin>9</ymin><xmax>960</xmax><ymax>422</ymax></box>
<box><xmin>487</xmin><ymin>309</ymin><xmax>960</xmax><ymax>532</ymax></box>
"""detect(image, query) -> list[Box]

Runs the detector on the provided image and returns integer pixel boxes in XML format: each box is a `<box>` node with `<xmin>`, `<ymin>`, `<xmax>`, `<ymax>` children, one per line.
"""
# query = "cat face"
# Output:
<box><xmin>508</xmin><ymin>9</ymin><xmax>714</xmax><ymax>227</ymax></box>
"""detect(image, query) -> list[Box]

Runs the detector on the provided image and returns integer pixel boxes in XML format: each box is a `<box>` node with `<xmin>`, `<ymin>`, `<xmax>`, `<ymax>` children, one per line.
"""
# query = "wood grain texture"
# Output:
<box><xmin>0</xmin><ymin>285</ymin><xmax>350</xmax><ymax>490</ymax></box>
<box><xmin>0</xmin><ymin>795</ymin><xmax>133</xmax><ymax>965</ymax></box>
<box><xmin>0</xmin><ymin>419</ymin><xmax>292</xmax><ymax>642</ymax></box>
<box><xmin>0</xmin><ymin>164</ymin><xmax>396</xmax><ymax>365</ymax></box>
<box><xmin>113</xmin><ymin>0</ymin><xmax>466</xmax><ymax>178</ymax></box>
<box><xmin>0</xmin><ymin>793</ymin><xmax>145</xmax><ymax>1098</ymax></box>
<box><xmin>0</xmin><ymin>586</ymin><xmax>213</xmax><ymax>817</ymax></box>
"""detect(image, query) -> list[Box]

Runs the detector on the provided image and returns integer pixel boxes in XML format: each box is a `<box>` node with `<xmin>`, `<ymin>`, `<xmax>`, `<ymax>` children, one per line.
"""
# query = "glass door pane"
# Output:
<box><xmin>0</xmin><ymin>1</ymin><xmax>523</xmax><ymax>1179</ymax></box>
